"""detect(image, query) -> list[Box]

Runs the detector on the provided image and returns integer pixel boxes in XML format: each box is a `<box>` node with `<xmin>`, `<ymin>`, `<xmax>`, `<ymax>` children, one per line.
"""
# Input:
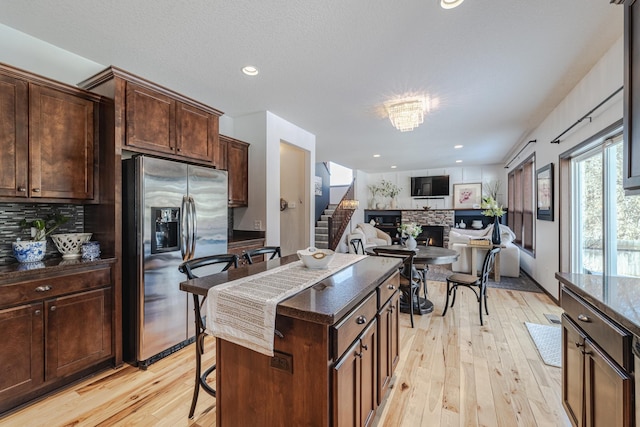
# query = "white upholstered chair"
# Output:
<box><xmin>347</xmin><ymin>222</ymin><xmax>392</xmax><ymax>253</ymax></box>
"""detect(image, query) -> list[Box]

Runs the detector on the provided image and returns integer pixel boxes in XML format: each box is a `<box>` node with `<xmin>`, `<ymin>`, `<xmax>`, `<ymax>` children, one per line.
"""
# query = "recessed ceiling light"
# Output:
<box><xmin>373</xmin><ymin>154</ymin><xmax>381</xmax><ymax>158</ymax></box>
<box><xmin>391</xmin><ymin>165</ymin><xmax>397</xmax><ymax>169</ymax></box>
<box><xmin>454</xmin><ymin>145</ymin><xmax>463</xmax><ymax>149</ymax></box>
<box><xmin>242</xmin><ymin>66</ymin><xmax>259</xmax><ymax>76</ymax></box>
<box><xmin>456</xmin><ymin>160</ymin><xmax>463</xmax><ymax>163</ymax></box>
<box><xmin>441</xmin><ymin>0</ymin><xmax>464</xmax><ymax>9</ymax></box>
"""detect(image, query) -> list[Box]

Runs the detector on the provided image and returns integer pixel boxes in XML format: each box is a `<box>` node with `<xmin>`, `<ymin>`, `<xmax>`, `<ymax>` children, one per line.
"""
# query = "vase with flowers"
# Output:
<box><xmin>380</xmin><ymin>179</ymin><xmax>402</xmax><ymax>209</ymax></box>
<box><xmin>398</xmin><ymin>222</ymin><xmax>422</xmax><ymax>250</ymax></box>
<box><xmin>481</xmin><ymin>196</ymin><xmax>505</xmax><ymax>245</ymax></box>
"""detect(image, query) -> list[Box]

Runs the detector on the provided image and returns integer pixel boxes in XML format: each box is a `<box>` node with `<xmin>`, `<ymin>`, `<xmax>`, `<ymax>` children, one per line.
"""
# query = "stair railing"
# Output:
<box><xmin>327</xmin><ymin>180</ymin><xmax>358</xmax><ymax>251</ymax></box>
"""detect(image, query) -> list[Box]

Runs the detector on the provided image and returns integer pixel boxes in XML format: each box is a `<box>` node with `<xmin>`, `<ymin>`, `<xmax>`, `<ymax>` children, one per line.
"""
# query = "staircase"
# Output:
<box><xmin>314</xmin><ymin>204</ymin><xmax>336</xmax><ymax>249</ymax></box>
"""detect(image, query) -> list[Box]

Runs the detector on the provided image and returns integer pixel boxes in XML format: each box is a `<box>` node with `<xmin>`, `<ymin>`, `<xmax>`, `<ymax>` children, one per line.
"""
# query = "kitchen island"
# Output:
<box><xmin>180</xmin><ymin>254</ymin><xmax>401</xmax><ymax>427</ymax></box>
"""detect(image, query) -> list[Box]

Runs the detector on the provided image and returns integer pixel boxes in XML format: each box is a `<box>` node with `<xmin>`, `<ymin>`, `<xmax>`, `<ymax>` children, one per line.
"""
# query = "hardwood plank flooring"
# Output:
<box><xmin>1</xmin><ymin>281</ymin><xmax>571</xmax><ymax>426</ymax></box>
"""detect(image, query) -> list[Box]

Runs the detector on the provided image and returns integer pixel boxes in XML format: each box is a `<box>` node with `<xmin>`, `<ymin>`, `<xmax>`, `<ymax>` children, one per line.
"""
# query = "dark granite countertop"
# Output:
<box><xmin>556</xmin><ymin>272</ymin><xmax>640</xmax><ymax>337</ymax></box>
<box><xmin>0</xmin><ymin>257</ymin><xmax>117</xmax><ymax>284</ymax></box>
<box><xmin>180</xmin><ymin>254</ymin><xmax>401</xmax><ymax>325</ymax></box>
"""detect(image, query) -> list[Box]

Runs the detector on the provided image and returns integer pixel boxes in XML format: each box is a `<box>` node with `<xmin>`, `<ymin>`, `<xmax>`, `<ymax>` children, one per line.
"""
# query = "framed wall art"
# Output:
<box><xmin>314</xmin><ymin>176</ymin><xmax>322</xmax><ymax>196</ymax></box>
<box><xmin>453</xmin><ymin>183</ymin><xmax>482</xmax><ymax>209</ymax></box>
<box><xmin>536</xmin><ymin>163</ymin><xmax>554</xmax><ymax>221</ymax></box>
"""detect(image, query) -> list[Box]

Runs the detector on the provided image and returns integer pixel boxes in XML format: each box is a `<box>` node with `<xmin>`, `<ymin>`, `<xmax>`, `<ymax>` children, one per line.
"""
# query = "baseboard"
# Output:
<box><xmin>519</xmin><ymin>268</ymin><xmax>560</xmax><ymax>305</ymax></box>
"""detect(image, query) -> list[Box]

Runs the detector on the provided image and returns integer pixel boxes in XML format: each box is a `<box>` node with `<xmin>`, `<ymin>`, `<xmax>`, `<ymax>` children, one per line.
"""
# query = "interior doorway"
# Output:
<box><xmin>279</xmin><ymin>142</ymin><xmax>310</xmax><ymax>254</ymax></box>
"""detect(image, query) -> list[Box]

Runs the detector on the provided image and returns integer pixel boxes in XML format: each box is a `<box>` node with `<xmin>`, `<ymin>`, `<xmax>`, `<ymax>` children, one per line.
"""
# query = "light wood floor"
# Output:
<box><xmin>1</xmin><ymin>281</ymin><xmax>571</xmax><ymax>427</ymax></box>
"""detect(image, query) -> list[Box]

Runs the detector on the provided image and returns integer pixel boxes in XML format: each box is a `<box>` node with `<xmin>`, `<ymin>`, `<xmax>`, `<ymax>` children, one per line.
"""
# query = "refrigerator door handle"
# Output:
<box><xmin>181</xmin><ymin>195</ymin><xmax>190</xmax><ymax>261</ymax></box>
<box><xmin>189</xmin><ymin>196</ymin><xmax>197</xmax><ymax>259</ymax></box>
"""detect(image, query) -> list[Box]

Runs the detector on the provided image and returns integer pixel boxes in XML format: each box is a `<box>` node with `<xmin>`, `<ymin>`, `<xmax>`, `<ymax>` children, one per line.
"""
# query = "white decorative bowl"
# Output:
<box><xmin>51</xmin><ymin>233</ymin><xmax>93</xmax><ymax>259</ymax></box>
<box><xmin>297</xmin><ymin>247</ymin><xmax>335</xmax><ymax>269</ymax></box>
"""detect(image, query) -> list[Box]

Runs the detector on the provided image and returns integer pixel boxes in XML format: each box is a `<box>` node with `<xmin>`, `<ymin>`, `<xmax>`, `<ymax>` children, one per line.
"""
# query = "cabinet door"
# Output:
<box><xmin>584</xmin><ymin>339</ymin><xmax>632</xmax><ymax>427</ymax></box>
<box><xmin>0</xmin><ymin>303</ymin><xmax>43</xmax><ymax>411</ymax></box>
<box><xmin>377</xmin><ymin>296</ymin><xmax>394</xmax><ymax>404</ymax></box>
<box><xmin>562</xmin><ymin>314</ymin><xmax>585</xmax><ymax>427</ymax></box>
<box><xmin>0</xmin><ymin>73</ymin><xmax>28</xmax><ymax>198</ymax></box>
<box><xmin>227</xmin><ymin>139</ymin><xmax>249</xmax><ymax>207</ymax></box>
<box><xmin>29</xmin><ymin>84</ymin><xmax>95</xmax><ymax>199</ymax></box>
<box><xmin>218</xmin><ymin>134</ymin><xmax>228</xmax><ymax>170</ymax></box>
<box><xmin>176</xmin><ymin>101</ymin><xmax>218</xmax><ymax>162</ymax></box>
<box><xmin>125</xmin><ymin>82</ymin><xmax>175</xmax><ymax>155</ymax></box>
<box><xmin>45</xmin><ymin>288</ymin><xmax>112</xmax><ymax>380</ymax></box>
<box><xmin>624</xmin><ymin>1</ymin><xmax>640</xmax><ymax>191</ymax></box>
<box><xmin>333</xmin><ymin>319</ymin><xmax>378</xmax><ymax>427</ymax></box>
<box><xmin>360</xmin><ymin>319</ymin><xmax>378</xmax><ymax>427</ymax></box>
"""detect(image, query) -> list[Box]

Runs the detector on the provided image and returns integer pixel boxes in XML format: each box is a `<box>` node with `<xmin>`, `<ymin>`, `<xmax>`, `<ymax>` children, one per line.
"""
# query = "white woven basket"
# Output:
<box><xmin>51</xmin><ymin>233</ymin><xmax>93</xmax><ymax>259</ymax></box>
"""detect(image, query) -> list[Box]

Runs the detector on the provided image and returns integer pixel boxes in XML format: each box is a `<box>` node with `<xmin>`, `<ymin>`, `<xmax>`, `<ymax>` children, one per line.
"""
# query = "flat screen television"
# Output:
<box><xmin>411</xmin><ymin>175</ymin><xmax>450</xmax><ymax>197</ymax></box>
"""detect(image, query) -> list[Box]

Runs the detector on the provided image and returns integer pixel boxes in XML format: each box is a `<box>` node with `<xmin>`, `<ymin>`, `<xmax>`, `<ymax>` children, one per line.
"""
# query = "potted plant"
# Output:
<box><xmin>398</xmin><ymin>222</ymin><xmax>422</xmax><ymax>250</ymax></box>
<box><xmin>368</xmin><ymin>184</ymin><xmax>384</xmax><ymax>209</ymax></box>
<box><xmin>13</xmin><ymin>213</ymin><xmax>69</xmax><ymax>263</ymax></box>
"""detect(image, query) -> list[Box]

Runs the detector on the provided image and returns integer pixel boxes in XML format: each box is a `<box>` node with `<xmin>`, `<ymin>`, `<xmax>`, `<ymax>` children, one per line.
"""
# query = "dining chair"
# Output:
<box><xmin>442</xmin><ymin>247</ymin><xmax>500</xmax><ymax>326</ymax></box>
<box><xmin>178</xmin><ymin>253</ymin><xmax>239</xmax><ymax>418</ymax></box>
<box><xmin>242</xmin><ymin>246</ymin><xmax>282</xmax><ymax>264</ymax></box>
<box><xmin>372</xmin><ymin>247</ymin><xmax>422</xmax><ymax>328</ymax></box>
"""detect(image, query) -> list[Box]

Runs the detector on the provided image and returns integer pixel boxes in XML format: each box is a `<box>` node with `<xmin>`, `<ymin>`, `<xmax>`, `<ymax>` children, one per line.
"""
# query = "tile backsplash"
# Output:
<box><xmin>0</xmin><ymin>203</ymin><xmax>85</xmax><ymax>264</ymax></box>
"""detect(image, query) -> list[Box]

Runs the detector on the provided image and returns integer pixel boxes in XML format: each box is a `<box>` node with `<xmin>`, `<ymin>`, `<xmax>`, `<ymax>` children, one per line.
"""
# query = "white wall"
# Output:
<box><xmin>500</xmin><ymin>36</ymin><xmax>624</xmax><ymax>299</ymax></box>
<box><xmin>364</xmin><ymin>165</ymin><xmax>506</xmax><ymax>210</ymax></box>
<box><xmin>234</xmin><ymin>111</ymin><xmax>316</xmax><ymax>250</ymax></box>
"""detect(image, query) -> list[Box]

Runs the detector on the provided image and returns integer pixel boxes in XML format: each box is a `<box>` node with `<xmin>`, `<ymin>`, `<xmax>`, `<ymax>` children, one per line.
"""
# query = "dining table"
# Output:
<box><xmin>366</xmin><ymin>244</ymin><xmax>459</xmax><ymax>315</ymax></box>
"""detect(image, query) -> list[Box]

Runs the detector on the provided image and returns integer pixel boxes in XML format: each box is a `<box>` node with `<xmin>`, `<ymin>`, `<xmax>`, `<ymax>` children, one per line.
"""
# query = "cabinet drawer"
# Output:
<box><xmin>377</xmin><ymin>271</ymin><xmax>399</xmax><ymax>308</ymax></box>
<box><xmin>562</xmin><ymin>287</ymin><xmax>632</xmax><ymax>370</ymax></box>
<box><xmin>332</xmin><ymin>292</ymin><xmax>377</xmax><ymax>360</ymax></box>
<box><xmin>0</xmin><ymin>267</ymin><xmax>111</xmax><ymax>309</ymax></box>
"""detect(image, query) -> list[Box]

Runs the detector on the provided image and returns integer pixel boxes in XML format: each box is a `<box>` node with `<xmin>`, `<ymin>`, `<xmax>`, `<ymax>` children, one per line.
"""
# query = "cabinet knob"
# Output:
<box><xmin>35</xmin><ymin>285</ymin><xmax>52</xmax><ymax>292</ymax></box>
<box><xmin>361</xmin><ymin>343</ymin><xmax>368</xmax><ymax>351</ymax></box>
<box><xmin>355</xmin><ymin>351</ymin><xmax>363</xmax><ymax>359</ymax></box>
<box><xmin>50</xmin><ymin>306</ymin><xmax>56</xmax><ymax>312</ymax></box>
<box><xmin>356</xmin><ymin>315</ymin><xmax>367</xmax><ymax>325</ymax></box>
<box><xmin>575</xmin><ymin>342</ymin><xmax>584</xmax><ymax>348</ymax></box>
<box><xmin>32</xmin><ymin>188</ymin><xmax>41</xmax><ymax>193</ymax></box>
<box><xmin>17</xmin><ymin>187</ymin><xmax>26</xmax><ymax>192</ymax></box>
<box><xmin>577</xmin><ymin>314</ymin><xmax>590</xmax><ymax>322</ymax></box>
<box><xmin>388</xmin><ymin>284</ymin><xmax>396</xmax><ymax>290</ymax></box>
<box><xmin>34</xmin><ymin>310</ymin><xmax>41</xmax><ymax>315</ymax></box>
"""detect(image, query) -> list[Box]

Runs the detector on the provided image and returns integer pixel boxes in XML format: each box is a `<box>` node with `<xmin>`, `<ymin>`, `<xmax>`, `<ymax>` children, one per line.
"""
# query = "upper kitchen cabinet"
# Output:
<box><xmin>624</xmin><ymin>1</ymin><xmax>640</xmax><ymax>191</ymax></box>
<box><xmin>80</xmin><ymin>67</ymin><xmax>223</xmax><ymax>166</ymax></box>
<box><xmin>220</xmin><ymin>135</ymin><xmax>249</xmax><ymax>207</ymax></box>
<box><xmin>0</xmin><ymin>64</ymin><xmax>99</xmax><ymax>201</ymax></box>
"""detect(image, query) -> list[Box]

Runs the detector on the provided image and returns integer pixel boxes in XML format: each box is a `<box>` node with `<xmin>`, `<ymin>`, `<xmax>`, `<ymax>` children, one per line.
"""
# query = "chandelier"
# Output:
<box><xmin>384</xmin><ymin>97</ymin><xmax>430</xmax><ymax>132</ymax></box>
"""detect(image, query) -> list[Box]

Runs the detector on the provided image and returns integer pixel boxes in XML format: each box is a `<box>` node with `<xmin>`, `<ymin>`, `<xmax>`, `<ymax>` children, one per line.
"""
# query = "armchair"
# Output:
<box><xmin>347</xmin><ymin>222</ymin><xmax>392</xmax><ymax>253</ymax></box>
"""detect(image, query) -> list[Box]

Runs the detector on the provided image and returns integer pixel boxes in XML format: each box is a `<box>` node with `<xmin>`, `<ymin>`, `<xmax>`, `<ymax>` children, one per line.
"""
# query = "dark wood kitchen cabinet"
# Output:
<box><xmin>0</xmin><ymin>63</ymin><xmax>99</xmax><ymax>201</ymax></box>
<box><xmin>220</xmin><ymin>135</ymin><xmax>249</xmax><ymax>207</ymax></box>
<box><xmin>377</xmin><ymin>283</ymin><xmax>399</xmax><ymax>404</ymax></box>
<box><xmin>0</xmin><ymin>263</ymin><xmax>114</xmax><ymax>414</ymax></box>
<box><xmin>561</xmin><ymin>287</ymin><xmax>633</xmax><ymax>427</ymax></box>
<box><xmin>624</xmin><ymin>1</ymin><xmax>640</xmax><ymax>191</ymax></box>
<box><xmin>125</xmin><ymin>81</ymin><xmax>220</xmax><ymax>164</ymax></box>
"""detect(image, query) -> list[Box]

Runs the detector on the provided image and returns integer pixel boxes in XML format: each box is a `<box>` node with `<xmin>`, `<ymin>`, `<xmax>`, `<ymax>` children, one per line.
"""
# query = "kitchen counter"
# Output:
<box><xmin>181</xmin><ymin>254</ymin><xmax>401</xmax><ymax>324</ymax></box>
<box><xmin>556</xmin><ymin>272</ymin><xmax>640</xmax><ymax>337</ymax></box>
<box><xmin>0</xmin><ymin>257</ymin><xmax>117</xmax><ymax>283</ymax></box>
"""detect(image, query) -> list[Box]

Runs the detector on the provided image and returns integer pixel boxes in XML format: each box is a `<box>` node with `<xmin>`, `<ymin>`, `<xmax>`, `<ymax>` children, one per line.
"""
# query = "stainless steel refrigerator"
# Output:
<box><xmin>122</xmin><ymin>156</ymin><xmax>228</xmax><ymax>368</ymax></box>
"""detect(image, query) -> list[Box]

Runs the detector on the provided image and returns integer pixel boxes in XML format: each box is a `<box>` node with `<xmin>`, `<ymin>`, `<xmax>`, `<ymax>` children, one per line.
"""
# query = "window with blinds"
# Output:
<box><xmin>507</xmin><ymin>154</ymin><xmax>535</xmax><ymax>254</ymax></box>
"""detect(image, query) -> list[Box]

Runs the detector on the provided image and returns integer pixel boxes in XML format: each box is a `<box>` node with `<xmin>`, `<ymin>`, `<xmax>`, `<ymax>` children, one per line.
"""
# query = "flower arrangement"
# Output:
<box><xmin>398</xmin><ymin>222</ymin><xmax>422</xmax><ymax>238</ymax></box>
<box><xmin>480</xmin><ymin>196</ymin><xmax>505</xmax><ymax>217</ymax></box>
<box><xmin>379</xmin><ymin>179</ymin><xmax>402</xmax><ymax>198</ymax></box>
<box><xmin>368</xmin><ymin>183</ymin><xmax>383</xmax><ymax>197</ymax></box>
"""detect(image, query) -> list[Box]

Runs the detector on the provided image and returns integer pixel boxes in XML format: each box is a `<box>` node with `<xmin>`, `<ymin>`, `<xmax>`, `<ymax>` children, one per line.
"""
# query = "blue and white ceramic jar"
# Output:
<box><xmin>82</xmin><ymin>241</ymin><xmax>101</xmax><ymax>260</ymax></box>
<box><xmin>12</xmin><ymin>240</ymin><xmax>47</xmax><ymax>263</ymax></box>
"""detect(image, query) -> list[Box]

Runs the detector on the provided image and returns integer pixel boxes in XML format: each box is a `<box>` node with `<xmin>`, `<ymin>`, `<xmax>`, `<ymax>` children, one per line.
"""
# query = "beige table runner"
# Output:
<box><xmin>205</xmin><ymin>253</ymin><xmax>366</xmax><ymax>356</ymax></box>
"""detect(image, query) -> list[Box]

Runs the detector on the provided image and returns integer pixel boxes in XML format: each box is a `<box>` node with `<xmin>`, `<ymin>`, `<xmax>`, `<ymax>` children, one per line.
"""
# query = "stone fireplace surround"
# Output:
<box><xmin>400</xmin><ymin>209</ymin><xmax>455</xmax><ymax>247</ymax></box>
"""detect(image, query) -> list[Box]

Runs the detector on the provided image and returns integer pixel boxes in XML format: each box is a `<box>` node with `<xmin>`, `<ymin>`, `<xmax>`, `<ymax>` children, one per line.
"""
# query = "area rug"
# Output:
<box><xmin>423</xmin><ymin>265</ymin><xmax>543</xmax><ymax>293</ymax></box>
<box><xmin>525</xmin><ymin>322</ymin><xmax>561</xmax><ymax>368</ymax></box>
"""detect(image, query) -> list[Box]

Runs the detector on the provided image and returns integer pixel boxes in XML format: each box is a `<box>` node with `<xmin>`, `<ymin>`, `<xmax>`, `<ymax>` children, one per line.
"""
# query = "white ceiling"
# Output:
<box><xmin>0</xmin><ymin>1</ymin><xmax>623</xmax><ymax>173</ymax></box>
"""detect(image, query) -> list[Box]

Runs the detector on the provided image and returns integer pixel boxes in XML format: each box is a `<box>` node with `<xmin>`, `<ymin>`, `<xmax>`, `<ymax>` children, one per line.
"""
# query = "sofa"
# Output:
<box><xmin>447</xmin><ymin>224</ymin><xmax>520</xmax><ymax>277</ymax></box>
<box><xmin>347</xmin><ymin>222</ymin><xmax>392</xmax><ymax>253</ymax></box>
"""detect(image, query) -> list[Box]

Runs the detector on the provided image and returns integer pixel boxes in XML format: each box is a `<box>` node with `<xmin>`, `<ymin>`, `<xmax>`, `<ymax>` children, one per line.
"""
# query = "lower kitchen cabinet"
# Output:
<box><xmin>227</xmin><ymin>237</ymin><xmax>266</xmax><ymax>266</ymax></box>
<box><xmin>333</xmin><ymin>319</ymin><xmax>378</xmax><ymax>427</ymax></box>
<box><xmin>0</xmin><ymin>263</ymin><xmax>114</xmax><ymax>414</ymax></box>
<box><xmin>561</xmin><ymin>287</ymin><xmax>633</xmax><ymax>427</ymax></box>
<box><xmin>377</xmin><ymin>289</ymin><xmax>399</xmax><ymax>403</ymax></box>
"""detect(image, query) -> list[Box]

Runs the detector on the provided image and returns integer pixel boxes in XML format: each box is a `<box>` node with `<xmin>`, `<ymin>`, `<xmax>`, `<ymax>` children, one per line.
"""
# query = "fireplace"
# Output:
<box><xmin>417</xmin><ymin>225</ymin><xmax>445</xmax><ymax>247</ymax></box>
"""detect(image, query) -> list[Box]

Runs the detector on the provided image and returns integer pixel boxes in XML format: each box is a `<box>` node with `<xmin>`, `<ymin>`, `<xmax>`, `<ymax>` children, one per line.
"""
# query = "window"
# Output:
<box><xmin>571</xmin><ymin>134</ymin><xmax>640</xmax><ymax>277</ymax></box>
<box><xmin>329</xmin><ymin>162</ymin><xmax>353</xmax><ymax>186</ymax></box>
<box><xmin>508</xmin><ymin>154</ymin><xmax>535</xmax><ymax>254</ymax></box>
